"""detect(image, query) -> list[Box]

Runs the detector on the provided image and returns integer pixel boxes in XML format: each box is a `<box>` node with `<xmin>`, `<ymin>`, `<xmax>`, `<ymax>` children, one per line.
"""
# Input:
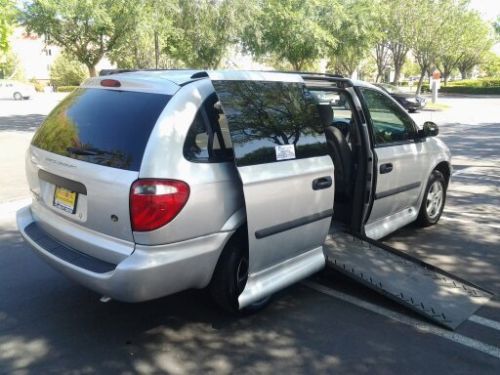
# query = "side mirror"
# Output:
<box><xmin>418</xmin><ymin>121</ymin><xmax>439</xmax><ymax>138</ymax></box>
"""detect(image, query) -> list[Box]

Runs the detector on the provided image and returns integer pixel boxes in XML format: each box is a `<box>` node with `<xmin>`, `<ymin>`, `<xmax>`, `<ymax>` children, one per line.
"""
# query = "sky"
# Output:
<box><xmin>469</xmin><ymin>0</ymin><xmax>500</xmax><ymax>21</ymax></box>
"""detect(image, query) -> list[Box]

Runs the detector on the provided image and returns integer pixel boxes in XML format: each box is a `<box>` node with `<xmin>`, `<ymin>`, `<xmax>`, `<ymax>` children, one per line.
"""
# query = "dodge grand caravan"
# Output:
<box><xmin>17</xmin><ymin>70</ymin><xmax>451</xmax><ymax>312</ymax></box>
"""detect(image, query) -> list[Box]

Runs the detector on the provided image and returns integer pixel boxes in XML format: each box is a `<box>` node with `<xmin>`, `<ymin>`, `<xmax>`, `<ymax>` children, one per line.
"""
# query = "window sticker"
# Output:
<box><xmin>275</xmin><ymin>144</ymin><xmax>296</xmax><ymax>161</ymax></box>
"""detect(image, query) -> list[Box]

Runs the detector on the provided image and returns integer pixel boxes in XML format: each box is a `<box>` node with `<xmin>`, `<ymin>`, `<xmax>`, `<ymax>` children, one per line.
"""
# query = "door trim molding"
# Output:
<box><xmin>375</xmin><ymin>182</ymin><xmax>420</xmax><ymax>200</ymax></box>
<box><xmin>255</xmin><ymin>209</ymin><xmax>333</xmax><ymax>239</ymax></box>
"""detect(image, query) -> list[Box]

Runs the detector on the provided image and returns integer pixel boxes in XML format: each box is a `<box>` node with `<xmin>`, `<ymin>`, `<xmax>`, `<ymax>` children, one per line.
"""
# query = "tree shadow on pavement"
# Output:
<box><xmin>4</xmin><ymin>226</ymin><xmax>500</xmax><ymax>374</ymax></box>
<box><xmin>0</xmin><ymin>114</ymin><xmax>45</xmax><ymax>132</ymax></box>
<box><xmin>439</xmin><ymin>122</ymin><xmax>500</xmax><ymax>161</ymax></box>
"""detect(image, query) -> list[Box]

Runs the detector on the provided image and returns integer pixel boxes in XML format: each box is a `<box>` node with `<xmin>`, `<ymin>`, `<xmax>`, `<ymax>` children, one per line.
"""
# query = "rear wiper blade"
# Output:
<box><xmin>66</xmin><ymin>147</ymin><xmax>101</xmax><ymax>156</ymax></box>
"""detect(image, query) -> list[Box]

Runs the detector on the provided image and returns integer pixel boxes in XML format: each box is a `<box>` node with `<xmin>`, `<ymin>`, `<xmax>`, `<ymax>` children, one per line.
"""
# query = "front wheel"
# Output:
<box><xmin>209</xmin><ymin>239</ymin><xmax>271</xmax><ymax>314</ymax></box>
<box><xmin>13</xmin><ymin>92</ymin><xmax>23</xmax><ymax>100</ymax></box>
<box><xmin>416</xmin><ymin>170</ymin><xmax>446</xmax><ymax>227</ymax></box>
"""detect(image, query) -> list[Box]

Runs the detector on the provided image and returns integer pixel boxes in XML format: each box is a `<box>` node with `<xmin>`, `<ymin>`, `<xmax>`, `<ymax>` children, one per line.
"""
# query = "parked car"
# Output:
<box><xmin>0</xmin><ymin>79</ymin><xmax>36</xmax><ymax>100</ymax></box>
<box><xmin>17</xmin><ymin>70</ymin><xmax>450</xmax><ymax>313</ymax></box>
<box><xmin>374</xmin><ymin>83</ymin><xmax>426</xmax><ymax>112</ymax></box>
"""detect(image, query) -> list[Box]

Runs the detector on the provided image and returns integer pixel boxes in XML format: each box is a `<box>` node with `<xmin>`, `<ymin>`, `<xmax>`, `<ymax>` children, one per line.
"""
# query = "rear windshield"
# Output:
<box><xmin>32</xmin><ymin>88</ymin><xmax>170</xmax><ymax>171</ymax></box>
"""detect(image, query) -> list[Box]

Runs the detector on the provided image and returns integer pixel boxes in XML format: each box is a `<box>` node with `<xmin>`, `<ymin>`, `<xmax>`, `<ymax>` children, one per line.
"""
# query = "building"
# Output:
<box><xmin>8</xmin><ymin>27</ymin><xmax>115</xmax><ymax>82</ymax></box>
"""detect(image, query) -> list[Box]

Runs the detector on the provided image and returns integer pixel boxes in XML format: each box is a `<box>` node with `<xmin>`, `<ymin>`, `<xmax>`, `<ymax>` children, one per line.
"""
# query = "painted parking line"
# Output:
<box><xmin>441</xmin><ymin>216</ymin><xmax>500</xmax><ymax>230</ymax></box>
<box><xmin>469</xmin><ymin>315</ymin><xmax>500</xmax><ymax>332</ymax></box>
<box><xmin>302</xmin><ymin>280</ymin><xmax>500</xmax><ymax>360</ymax></box>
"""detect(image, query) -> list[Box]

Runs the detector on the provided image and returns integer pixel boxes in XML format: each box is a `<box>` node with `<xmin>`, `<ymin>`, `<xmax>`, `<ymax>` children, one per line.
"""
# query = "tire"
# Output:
<box><xmin>13</xmin><ymin>92</ymin><xmax>23</xmax><ymax>100</ymax></box>
<box><xmin>416</xmin><ymin>170</ymin><xmax>447</xmax><ymax>227</ymax></box>
<box><xmin>209</xmin><ymin>236</ymin><xmax>271</xmax><ymax>314</ymax></box>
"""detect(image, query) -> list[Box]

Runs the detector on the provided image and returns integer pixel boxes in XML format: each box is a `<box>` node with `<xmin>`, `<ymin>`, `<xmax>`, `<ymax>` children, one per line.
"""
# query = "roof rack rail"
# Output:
<box><xmin>98</xmin><ymin>68</ymin><xmax>208</xmax><ymax>77</ymax></box>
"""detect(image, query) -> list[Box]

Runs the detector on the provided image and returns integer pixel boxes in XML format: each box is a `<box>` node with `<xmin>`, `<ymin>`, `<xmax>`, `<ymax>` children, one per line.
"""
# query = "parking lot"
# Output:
<box><xmin>0</xmin><ymin>93</ymin><xmax>499</xmax><ymax>374</ymax></box>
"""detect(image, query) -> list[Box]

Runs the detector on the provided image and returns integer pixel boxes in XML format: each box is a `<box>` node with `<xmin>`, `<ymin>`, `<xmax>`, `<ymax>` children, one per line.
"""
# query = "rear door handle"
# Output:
<box><xmin>380</xmin><ymin>163</ymin><xmax>393</xmax><ymax>174</ymax></box>
<box><xmin>312</xmin><ymin>176</ymin><xmax>333</xmax><ymax>190</ymax></box>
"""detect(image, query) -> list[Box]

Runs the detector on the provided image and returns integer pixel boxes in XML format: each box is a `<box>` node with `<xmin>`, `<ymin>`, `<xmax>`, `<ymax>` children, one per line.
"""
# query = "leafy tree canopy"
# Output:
<box><xmin>21</xmin><ymin>0</ymin><xmax>139</xmax><ymax>76</ymax></box>
<box><xmin>167</xmin><ymin>0</ymin><xmax>244</xmax><ymax>69</ymax></box>
<box><xmin>241</xmin><ymin>0</ymin><xmax>342</xmax><ymax>71</ymax></box>
<box><xmin>329</xmin><ymin>0</ymin><xmax>382</xmax><ymax>76</ymax></box>
<box><xmin>0</xmin><ymin>0</ymin><xmax>17</xmax><ymax>53</ymax></box>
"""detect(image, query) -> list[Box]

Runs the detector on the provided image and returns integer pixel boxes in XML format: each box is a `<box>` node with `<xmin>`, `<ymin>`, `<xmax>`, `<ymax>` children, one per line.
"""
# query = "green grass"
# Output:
<box><xmin>422</xmin><ymin>78</ymin><xmax>500</xmax><ymax>95</ymax></box>
<box><xmin>424</xmin><ymin>102</ymin><xmax>450</xmax><ymax>111</ymax></box>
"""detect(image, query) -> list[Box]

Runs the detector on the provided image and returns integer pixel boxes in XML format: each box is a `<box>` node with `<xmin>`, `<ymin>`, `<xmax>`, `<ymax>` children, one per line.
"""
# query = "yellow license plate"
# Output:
<box><xmin>53</xmin><ymin>186</ymin><xmax>78</xmax><ymax>213</ymax></box>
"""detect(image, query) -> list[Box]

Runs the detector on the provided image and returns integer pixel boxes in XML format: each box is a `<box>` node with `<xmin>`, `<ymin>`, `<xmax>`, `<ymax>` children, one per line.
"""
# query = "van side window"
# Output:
<box><xmin>184</xmin><ymin>95</ymin><xmax>234</xmax><ymax>163</ymax></box>
<box><xmin>360</xmin><ymin>88</ymin><xmax>416</xmax><ymax>145</ymax></box>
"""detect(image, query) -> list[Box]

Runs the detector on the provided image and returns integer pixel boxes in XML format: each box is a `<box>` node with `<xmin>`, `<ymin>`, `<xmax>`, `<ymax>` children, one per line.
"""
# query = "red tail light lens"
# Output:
<box><xmin>130</xmin><ymin>179</ymin><xmax>190</xmax><ymax>232</ymax></box>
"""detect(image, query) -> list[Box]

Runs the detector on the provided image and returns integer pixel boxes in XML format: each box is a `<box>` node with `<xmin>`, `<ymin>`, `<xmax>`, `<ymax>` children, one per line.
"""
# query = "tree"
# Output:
<box><xmin>481</xmin><ymin>51</ymin><xmax>500</xmax><ymax>77</ymax></box>
<box><xmin>0</xmin><ymin>50</ymin><xmax>23</xmax><ymax>80</ymax></box>
<box><xmin>50</xmin><ymin>53</ymin><xmax>88</xmax><ymax>87</ymax></box>
<box><xmin>437</xmin><ymin>6</ymin><xmax>494</xmax><ymax>85</ymax></box>
<box><xmin>166</xmin><ymin>0</ymin><xmax>244</xmax><ymax>69</ymax></box>
<box><xmin>385</xmin><ymin>0</ymin><xmax>416</xmax><ymax>84</ymax></box>
<box><xmin>0</xmin><ymin>0</ymin><xmax>16</xmax><ymax>53</ymax></box>
<box><xmin>455</xmin><ymin>11</ymin><xmax>494</xmax><ymax>79</ymax></box>
<box><xmin>328</xmin><ymin>0</ymin><xmax>381</xmax><ymax>77</ymax></box>
<box><xmin>21</xmin><ymin>0</ymin><xmax>139</xmax><ymax>76</ymax></box>
<box><xmin>241</xmin><ymin>0</ymin><xmax>341</xmax><ymax>71</ymax></box>
<box><xmin>410</xmin><ymin>0</ymin><xmax>447</xmax><ymax>94</ymax></box>
<box><xmin>109</xmin><ymin>0</ymin><xmax>179</xmax><ymax>69</ymax></box>
<box><xmin>435</xmin><ymin>2</ymin><xmax>466</xmax><ymax>85</ymax></box>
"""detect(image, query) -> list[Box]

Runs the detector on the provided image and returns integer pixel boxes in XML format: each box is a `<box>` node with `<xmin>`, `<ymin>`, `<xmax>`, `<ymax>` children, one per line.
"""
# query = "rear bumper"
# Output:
<box><xmin>17</xmin><ymin>205</ymin><xmax>232</xmax><ymax>302</ymax></box>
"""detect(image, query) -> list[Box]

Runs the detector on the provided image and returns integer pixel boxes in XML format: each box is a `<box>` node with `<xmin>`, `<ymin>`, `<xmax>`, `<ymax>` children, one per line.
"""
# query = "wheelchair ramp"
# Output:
<box><xmin>323</xmin><ymin>232</ymin><xmax>494</xmax><ymax>330</ymax></box>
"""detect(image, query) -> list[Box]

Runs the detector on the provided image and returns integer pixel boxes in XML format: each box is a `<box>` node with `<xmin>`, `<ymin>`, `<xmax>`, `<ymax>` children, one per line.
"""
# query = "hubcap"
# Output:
<box><xmin>426</xmin><ymin>181</ymin><xmax>444</xmax><ymax>220</ymax></box>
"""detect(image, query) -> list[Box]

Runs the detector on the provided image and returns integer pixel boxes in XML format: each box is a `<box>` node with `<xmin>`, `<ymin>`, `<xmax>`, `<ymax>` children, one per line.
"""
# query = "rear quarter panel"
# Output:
<box><xmin>136</xmin><ymin>80</ymin><xmax>244</xmax><ymax>246</ymax></box>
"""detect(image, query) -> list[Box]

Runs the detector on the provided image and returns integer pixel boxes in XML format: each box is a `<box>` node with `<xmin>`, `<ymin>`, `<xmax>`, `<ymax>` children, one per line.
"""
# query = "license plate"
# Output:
<box><xmin>53</xmin><ymin>186</ymin><xmax>78</xmax><ymax>214</ymax></box>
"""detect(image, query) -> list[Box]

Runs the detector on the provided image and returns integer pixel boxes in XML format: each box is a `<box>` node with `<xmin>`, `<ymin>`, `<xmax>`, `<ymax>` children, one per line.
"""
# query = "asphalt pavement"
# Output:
<box><xmin>0</xmin><ymin>93</ymin><xmax>499</xmax><ymax>374</ymax></box>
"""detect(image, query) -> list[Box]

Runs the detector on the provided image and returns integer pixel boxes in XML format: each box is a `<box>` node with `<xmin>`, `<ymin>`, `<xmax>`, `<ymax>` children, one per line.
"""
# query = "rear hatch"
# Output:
<box><xmin>28</xmin><ymin>86</ymin><xmax>171</xmax><ymax>262</ymax></box>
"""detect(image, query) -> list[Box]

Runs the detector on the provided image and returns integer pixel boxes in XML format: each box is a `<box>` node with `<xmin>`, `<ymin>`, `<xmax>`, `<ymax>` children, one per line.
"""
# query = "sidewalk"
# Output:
<box><xmin>0</xmin><ymin>92</ymin><xmax>66</xmax><ymax>204</ymax></box>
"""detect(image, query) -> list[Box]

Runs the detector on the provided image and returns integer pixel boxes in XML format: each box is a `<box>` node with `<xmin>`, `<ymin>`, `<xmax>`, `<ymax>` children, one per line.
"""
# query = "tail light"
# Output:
<box><xmin>130</xmin><ymin>179</ymin><xmax>190</xmax><ymax>232</ymax></box>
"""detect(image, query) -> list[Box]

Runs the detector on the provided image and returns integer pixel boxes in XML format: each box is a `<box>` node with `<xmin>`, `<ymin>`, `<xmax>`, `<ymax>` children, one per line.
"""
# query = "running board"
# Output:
<box><xmin>323</xmin><ymin>231</ymin><xmax>494</xmax><ymax>330</ymax></box>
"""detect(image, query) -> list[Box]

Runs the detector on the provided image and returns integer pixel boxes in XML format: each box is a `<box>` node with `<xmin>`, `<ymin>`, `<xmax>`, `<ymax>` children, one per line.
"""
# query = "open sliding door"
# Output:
<box><xmin>209</xmin><ymin>72</ymin><xmax>335</xmax><ymax>307</ymax></box>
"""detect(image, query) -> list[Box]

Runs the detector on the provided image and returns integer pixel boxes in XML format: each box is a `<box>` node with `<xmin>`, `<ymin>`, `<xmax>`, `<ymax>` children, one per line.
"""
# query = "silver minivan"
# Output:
<box><xmin>17</xmin><ymin>70</ymin><xmax>451</xmax><ymax>312</ymax></box>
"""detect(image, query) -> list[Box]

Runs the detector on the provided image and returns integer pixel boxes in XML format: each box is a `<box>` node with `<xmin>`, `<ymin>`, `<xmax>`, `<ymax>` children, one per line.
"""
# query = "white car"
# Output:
<box><xmin>0</xmin><ymin>79</ymin><xmax>36</xmax><ymax>100</ymax></box>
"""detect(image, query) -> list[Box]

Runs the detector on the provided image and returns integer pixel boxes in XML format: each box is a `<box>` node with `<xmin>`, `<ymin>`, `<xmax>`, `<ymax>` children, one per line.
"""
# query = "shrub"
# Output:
<box><xmin>439</xmin><ymin>78</ymin><xmax>500</xmax><ymax>94</ymax></box>
<box><xmin>29</xmin><ymin>78</ymin><xmax>45</xmax><ymax>92</ymax></box>
<box><xmin>445</xmin><ymin>78</ymin><xmax>500</xmax><ymax>88</ymax></box>
<box><xmin>50</xmin><ymin>54</ymin><xmax>88</xmax><ymax>88</ymax></box>
<box><xmin>56</xmin><ymin>86</ymin><xmax>79</xmax><ymax>92</ymax></box>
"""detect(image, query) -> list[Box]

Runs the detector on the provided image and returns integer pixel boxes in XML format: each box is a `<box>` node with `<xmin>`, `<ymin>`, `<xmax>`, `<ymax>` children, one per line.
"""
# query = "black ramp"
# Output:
<box><xmin>323</xmin><ymin>232</ymin><xmax>494</xmax><ymax>330</ymax></box>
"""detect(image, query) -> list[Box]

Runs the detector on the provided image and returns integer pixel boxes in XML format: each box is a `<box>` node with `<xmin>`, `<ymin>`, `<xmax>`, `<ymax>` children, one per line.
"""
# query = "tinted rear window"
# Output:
<box><xmin>32</xmin><ymin>88</ymin><xmax>170</xmax><ymax>171</ymax></box>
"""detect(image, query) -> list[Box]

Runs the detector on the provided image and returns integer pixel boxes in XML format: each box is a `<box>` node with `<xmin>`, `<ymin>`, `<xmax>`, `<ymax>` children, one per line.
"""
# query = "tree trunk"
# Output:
<box><xmin>390</xmin><ymin>43</ymin><xmax>408</xmax><ymax>84</ymax></box>
<box><xmin>375</xmin><ymin>43</ymin><xmax>389</xmax><ymax>83</ymax></box>
<box><xmin>292</xmin><ymin>61</ymin><xmax>303</xmax><ymax>71</ymax></box>
<box><xmin>460</xmin><ymin>68</ymin><xmax>467</xmax><ymax>79</ymax></box>
<box><xmin>393</xmin><ymin>66</ymin><xmax>402</xmax><ymax>85</ymax></box>
<box><xmin>443</xmin><ymin>71</ymin><xmax>449</xmax><ymax>86</ymax></box>
<box><xmin>154</xmin><ymin>30</ymin><xmax>159</xmax><ymax>69</ymax></box>
<box><xmin>416</xmin><ymin>68</ymin><xmax>426</xmax><ymax>95</ymax></box>
<box><xmin>87</xmin><ymin>64</ymin><xmax>97</xmax><ymax>77</ymax></box>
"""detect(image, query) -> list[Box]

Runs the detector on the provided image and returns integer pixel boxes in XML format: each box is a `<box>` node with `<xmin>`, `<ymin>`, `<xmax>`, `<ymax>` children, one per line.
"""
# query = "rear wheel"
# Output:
<box><xmin>416</xmin><ymin>170</ymin><xmax>446</xmax><ymax>227</ymax></box>
<box><xmin>13</xmin><ymin>92</ymin><xmax>23</xmax><ymax>100</ymax></box>
<box><xmin>209</xmin><ymin>236</ymin><xmax>271</xmax><ymax>314</ymax></box>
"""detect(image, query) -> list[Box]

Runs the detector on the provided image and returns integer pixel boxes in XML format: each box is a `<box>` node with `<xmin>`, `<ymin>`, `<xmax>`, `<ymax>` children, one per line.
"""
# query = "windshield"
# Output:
<box><xmin>378</xmin><ymin>84</ymin><xmax>403</xmax><ymax>94</ymax></box>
